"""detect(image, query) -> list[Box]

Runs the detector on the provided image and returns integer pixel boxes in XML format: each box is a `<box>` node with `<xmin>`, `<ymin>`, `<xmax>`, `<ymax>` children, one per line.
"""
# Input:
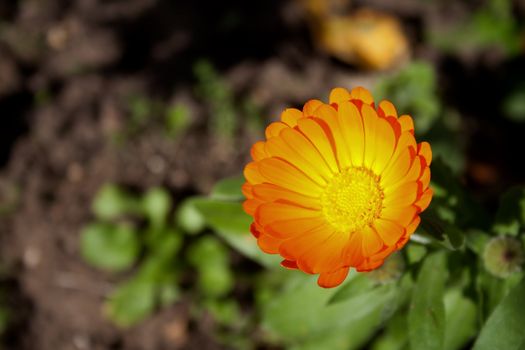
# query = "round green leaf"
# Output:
<box><xmin>81</xmin><ymin>222</ymin><xmax>140</xmax><ymax>272</ymax></box>
<box><xmin>142</xmin><ymin>187</ymin><xmax>172</xmax><ymax>227</ymax></box>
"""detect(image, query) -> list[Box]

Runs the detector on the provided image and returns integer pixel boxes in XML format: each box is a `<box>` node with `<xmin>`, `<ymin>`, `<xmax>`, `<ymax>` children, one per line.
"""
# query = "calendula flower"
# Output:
<box><xmin>242</xmin><ymin>87</ymin><xmax>432</xmax><ymax>288</ymax></box>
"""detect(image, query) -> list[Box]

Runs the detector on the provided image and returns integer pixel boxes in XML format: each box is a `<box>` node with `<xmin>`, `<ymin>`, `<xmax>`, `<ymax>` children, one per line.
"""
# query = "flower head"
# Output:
<box><xmin>242</xmin><ymin>87</ymin><xmax>432</xmax><ymax>288</ymax></box>
<box><xmin>483</xmin><ymin>236</ymin><xmax>524</xmax><ymax>278</ymax></box>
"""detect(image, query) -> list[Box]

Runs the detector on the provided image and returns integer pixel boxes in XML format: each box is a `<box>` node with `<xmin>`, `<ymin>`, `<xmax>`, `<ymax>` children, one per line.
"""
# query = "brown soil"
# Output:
<box><xmin>1</xmin><ymin>0</ymin><xmax>524</xmax><ymax>349</ymax></box>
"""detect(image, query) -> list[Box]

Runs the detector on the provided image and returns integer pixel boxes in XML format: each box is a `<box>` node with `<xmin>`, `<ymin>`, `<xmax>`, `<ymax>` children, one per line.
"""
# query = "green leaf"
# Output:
<box><xmin>210</xmin><ymin>176</ymin><xmax>245</xmax><ymax>201</ymax></box>
<box><xmin>80</xmin><ymin>222</ymin><xmax>140</xmax><ymax>272</ymax></box>
<box><xmin>262</xmin><ymin>273</ymin><xmax>397</xmax><ymax>346</ymax></box>
<box><xmin>165</xmin><ymin>104</ymin><xmax>191</xmax><ymax>137</ymax></box>
<box><xmin>142</xmin><ymin>187</ymin><xmax>172</xmax><ymax>227</ymax></box>
<box><xmin>328</xmin><ymin>273</ymin><xmax>374</xmax><ymax>305</ymax></box>
<box><xmin>493</xmin><ymin>187</ymin><xmax>525</xmax><ymax>236</ymax></box>
<box><xmin>419</xmin><ymin>211</ymin><xmax>465</xmax><ymax>250</ymax></box>
<box><xmin>503</xmin><ymin>86</ymin><xmax>525</xmax><ymax>122</ymax></box>
<box><xmin>104</xmin><ymin>278</ymin><xmax>156</xmax><ymax>327</ymax></box>
<box><xmin>92</xmin><ymin>184</ymin><xmax>140</xmax><ymax>220</ymax></box>
<box><xmin>175</xmin><ymin>198</ymin><xmax>206</xmax><ymax>235</ymax></box>
<box><xmin>370</xmin><ymin>311</ymin><xmax>408</xmax><ymax>350</ymax></box>
<box><xmin>187</xmin><ymin>236</ymin><xmax>234</xmax><ymax>297</ymax></box>
<box><xmin>192</xmin><ymin>197</ymin><xmax>280</xmax><ymax>267</ymax></box>
<box><xmin>466</xmin><ymin>229</ymin><xmax>490</xmax><ymax>255</ymax></box>
<box><xmin>473</xmin><ymin>277</ymin><xmax>525</xmax><ymax>350</ymax></box>
<box><xmin>444</xmin><ymin>288</ymin><xmax>477</xmax><ymax>350</ymax></box>
<box><xmin>408</xmin><ymin>252</ymin><xmax>447</xmax><ymax>350</ymax></box>
<box><xmin>203</xmin><ymin>299</ymin><xmax>241</xmax><ymax>326</ymax></box>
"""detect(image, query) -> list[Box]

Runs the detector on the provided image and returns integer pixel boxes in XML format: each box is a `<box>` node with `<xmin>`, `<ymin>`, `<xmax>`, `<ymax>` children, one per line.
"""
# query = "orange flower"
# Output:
<box><xmin>242</xmin><ymin>87</ymin><xmax>432</xmax><ymax>288</ymax></box>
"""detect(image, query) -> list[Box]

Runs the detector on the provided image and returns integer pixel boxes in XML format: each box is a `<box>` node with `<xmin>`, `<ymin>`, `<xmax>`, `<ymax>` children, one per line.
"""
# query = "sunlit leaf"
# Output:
<box><xmin>408</xmin><ymin>251</ymin><xmax>447</xmax><ymax>350</ymax></box>
<box><xmin>328</xmin><ymin>273</ymin><xmax>374</xmax><ymax>305</ymax></box>
<box><xmin>192</xmin><ymin>197</ymin><xmax>279</xmax><ymax>267</ymax></box>
<box><xmin>175</xmin><ymin>198</ymin><xmax>207</xmax><ymax>235</ymax></box>
<box><xmin>92</xmin><ymin>184</ymin><xmax>140</xmax><ymax>220</ymax></box>
<box><xmin>262</xmin><ymin>273</ymin><xmax>397</xmax><ymax>346</ymax></box>
<box><xmin>473</xmin><ymin>277</ymin><xmax>525</xmax><ymax>350</ymax></box>
<box><xmin>142</xmin><ymin>187</ymin><xmax>172</xmax><ymax>227</ymax></box>
<box><xmin>210</xmin><ymin>176</ymin><xmax>245</xmax><ymax>201</ymax></box>
<box><xmin>444</xmin><ymin>288</ymin><xmax>477</xmax><ymax>350</ymax></box>
<box><xmin>80</xmin><ymin>222</ymin><xmax>140</xmax><ymax>272</ymax></box>
<box><xmin>104</xmin><ymin>278</ymin><xmax>156</xmax><ymax>327</ymax></box>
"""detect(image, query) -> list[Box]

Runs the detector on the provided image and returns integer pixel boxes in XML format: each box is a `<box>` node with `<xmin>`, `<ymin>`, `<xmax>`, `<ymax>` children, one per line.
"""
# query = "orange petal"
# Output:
<box><xmin>265</xmin><ymin>135</ymin><xmax>327</xmax><ymax>186</ymax></box>
<box><xmin>257</xmin><ymin>233</ymin><xmax>281</xmax><ymax>254</ymax></box>
<box><xmin>279</xmin><ymin>224</ymin><xmax>334</xmax><ymax>265</ymax></box>
<box><xmin>257</xmin><ymin>158</ymin><xmax>323</xmax><ymax>196</ymax></box>
<box><xmin>398</xmin><ymin>115</ymin><xmax>414</xmax><ymax>134</ymax></box>
<box><xmin>280</xmin><ymin>128</ymin><xmax>333</xmax><ymax>180</ymax></box>
<box><xmin>406</xmin><ymin>215</ymin><xmax>421</xmax><ymax>235</ymax></box>
<box><xmin>381</xmin><ymin>205</ymin><xmax>417</xmax><ymax>226</ymax></box>
<box><xmin>350</xmin><ymin>86</ymin><xmax>374</xmax><ymax>105</ymax></box>
<box><xmin>384</xmin><ymin>182</ymin><xmax>419</xmax><ymax>207</ymax></box>
<box><xmin>281</xmin><ymin>259</ymin><xmax>298</xmax><ymax>269</ymax></box>
<box><xmin>298</xmin><ymin>231</ymin><xmax>347</xmax><ymax>273</ymax></box>
<box><xmin>329</xmin><ymin>87</ymin><xmax>351</xmax><ymax>105</ymax></box>
<box><xmin>419</xmin><ymin>167</ymin><xmax>431</xmax><ymax>190</ymax></box>
<box><xmin>250</xmin><ymin>141</ymin><xmax>268</xmax><ymax>161</ymax></box>
<box><xmin>343</xmin><ymin>232</ymin><xmax>365</xmax><ymax>267</ymax></box>
<box><xmin>303</xmin><ymin>99</ymin><xmax>323</xmax><ymax>117</ymax></box>
<box><xmin>296</xmin><ymin>117</ymin><xmax>339</xmax><ymax>173</ymax></box>
<box><xmin>378</xmin><ymin>100</ymin><xmax>398</xmax><ymax>118</ymax></box>
<box><xmin>362</xmin><ymin>104</ymin><xmax>380</xmax><ymax>169</ymax></box>
<box><xmin>371</xmin><ymin>116</ymin><xmax>396</xmax><ymax>174</ymax></box>
<box><xmin>255</xmin><ymin>202</ymin><xmax>320</xmax><ymax>227</ymax></box>
<box><xmin>242</xmin><ymin>182</ymin><xmax>253</xmax><ymax>198</ymax></box>
<box><xmin>244</xmin><ymin>162</ymin><xmax>265</xmax><ymax>184</ymax></box>
<box><xmin>265</xmin><ymin>121</ymin><xmax>288</xmax><ymax>139</ymax></box>
<box><xmin>361</xmin><ymin>226</ymin><xmax>384</xmax><ymax>257</ymax></box>
<box><xmin>250</xmin><ymin>222</ymin><xmax>262</xmax><ymax>238</ymax></box>
<box><xmin>356</xmin><ymin>258</ymin><xmax>385</xmax><ymax>272</ymax></box>
<box><xmin>381</xmin><ymin>147</ymin><xmax>415</xmax><ymax>188</ymax></box>
<box><xmin>317</xmin><ymin>267</ymin><xmax>350</xmax><ymax>288</ymax></box>
<box><xmin>338</xmin><ymin>100</ymin><xmax>365</xmax><ymax>167</ymax></box>
<box><xmin>265</xmin><ymin>216</ymin><xmax>326</xmax><ymax>239</ymax></box>
<box><xmin>415</xmin><ymin>188</ymin><xmax>433</xmax><ymax>212</ymax></box>
<box><xmin>418</xmin><ymin>142</ymin><xmax>432</xmax><ymax>166</ymax></box>
<box><xmin>374</xmin><ymin>219</ymin><xmax>406</xmax><ymax>246</ymax></box>
<box><xmin>314</xmin><ymin>104</ymin><xmax>351</xmax><ymax>168</ymax></box>
<box><xmin>281</xmin><ymin>108</ymin><xmax>303</xmax><ymax>127</ymax></box>
<box><xmin>243</xmin><ymin>198</ymin><xmax>264</xmax><ymax>215</ymax></box>
<box><xmin>252</xmin><ymin>183</ymin><xmax>321</xmax><ymax>210</ymax></box>
<box><xmin>404</xmin><ymin>156</ymin><xmax>424</xmax><ymax>183</ymax></box>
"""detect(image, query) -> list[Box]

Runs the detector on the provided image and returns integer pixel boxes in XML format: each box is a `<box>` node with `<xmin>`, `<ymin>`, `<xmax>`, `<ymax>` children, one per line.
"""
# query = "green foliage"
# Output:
<box><xmin>92</xmin><ymin>184</ymin><xmax>140</xmax><ymax>221</ymax></box>
<box><xmin>493</xmin><ymin>187</ymin><xmax>525</xmax><ymax>236</ymax></box>
<box><xmin>444</xmin><ymin>288</ymin><xmax>477</xmax><ymax>350</ymax></box>
<box><xmin>194</xmin><ymin>60</ymin><xmax>237</xmax><ymax>141</ymax></box>
<box><xmin>473</xmin><ymin>277</ymin><xmax>525</xmax><ymax>350</ymax></box>
<box><xmin>187</xmin><ymin>236</ymin><xmax>234</xmax><ymax>298</ymax></box>
<box><xmin>165</xmin><ymin>104</ymin><xmax>191</xmax><ymax>138</ymax></box>
<box><xmin>408</xmin><ymin>252</ymin><xmax>447</xmax><ymax>350</ymax></box>
<box><xmin>105</xmin><ymin>278</ymin><xmax>157</xmax><ymax>327</ymax></box>
<box><xmin>428</xmin><ymin>0</ymin><xmax>521</xmax><ymax>56</ymax></box>
<box><xmin>81</xmin><ymin>222</ymin><xmax>140</xmax><ymax>272</ymax></box>
<box><xmin>260</xmin><ymin>273</ymin><xmax>398</xmax><ymax>348</ymax></box>
<box><xmin>375</xmin><ymin>61</ymin><xmax>440</xmax><ymax>134</ymax></box>
<box><xmin>503</xmin><ymin>85</ymin><xmax>525</xmax><ymax>122</ymax></box>
<box><xmin>81</xmin><ymin>184</ymin><xmax>185</xmax><ymax>327</ymax></box>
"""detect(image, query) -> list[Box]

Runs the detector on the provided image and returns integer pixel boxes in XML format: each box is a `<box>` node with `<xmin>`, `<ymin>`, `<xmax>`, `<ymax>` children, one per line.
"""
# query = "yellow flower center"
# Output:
<box><xmin>321</xmin><ymin>167</ymin><xmax>384</xmax><ymax>232</ymax></box>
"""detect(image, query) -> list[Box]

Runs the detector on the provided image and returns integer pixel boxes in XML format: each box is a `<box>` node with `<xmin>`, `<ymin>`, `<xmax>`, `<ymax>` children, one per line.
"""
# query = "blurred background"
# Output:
<box><xmin>1</xmin><ymin>0</ymin><xmax>525</xmax><ymax>349</ymax></box>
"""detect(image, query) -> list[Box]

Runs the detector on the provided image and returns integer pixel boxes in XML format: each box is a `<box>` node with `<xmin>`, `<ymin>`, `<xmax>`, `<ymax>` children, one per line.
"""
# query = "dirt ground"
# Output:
<box><xmin>1</xmin><ymin>0</ymin><xmax>525</xmax><ymax>349</ymax></box>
